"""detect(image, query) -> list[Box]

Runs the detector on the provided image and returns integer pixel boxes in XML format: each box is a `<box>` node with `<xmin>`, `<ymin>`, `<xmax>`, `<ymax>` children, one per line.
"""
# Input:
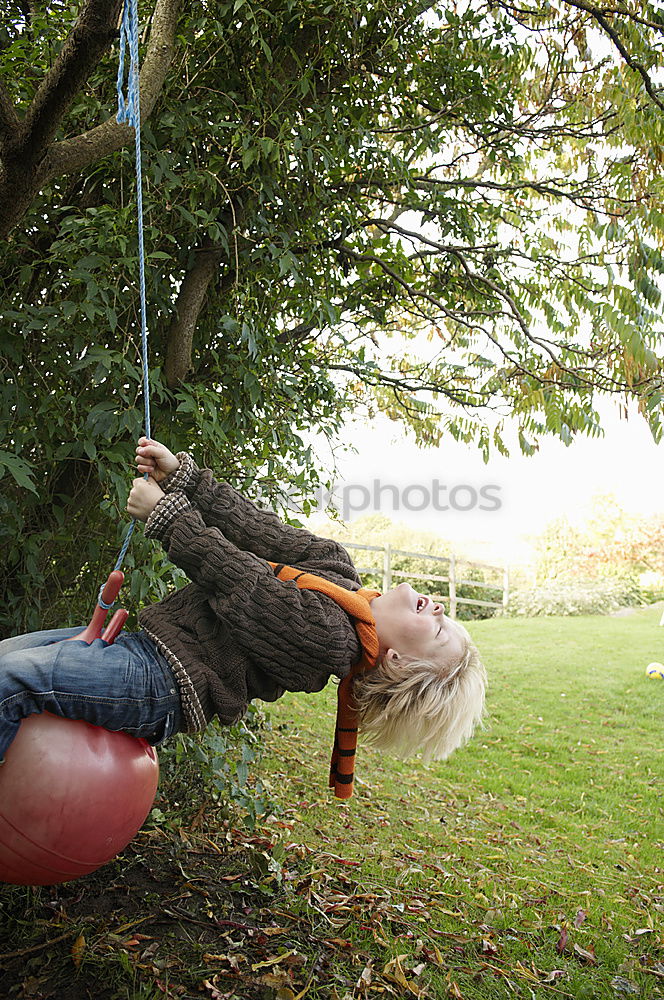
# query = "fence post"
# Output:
<box><xmin>382</xmin><ymin>543</ymin><xmax>392</xmax><ymax>592</ymax></box>
<box><xmin>502</xmin><ymin>565</ymin><xmax>510</xmax><ymax>611</ymax></box>
<box><xmin>448</xmin><ymin>552</ymin><xmax>457</xmax><ymax>619</ymax></box>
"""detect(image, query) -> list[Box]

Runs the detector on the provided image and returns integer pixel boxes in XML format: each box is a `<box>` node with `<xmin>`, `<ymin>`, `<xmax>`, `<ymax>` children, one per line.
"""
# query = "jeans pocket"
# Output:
<box><xmin>149</xmin><ymin>710</ymin><xmax>176</xmax><ymax>747</ymax></box>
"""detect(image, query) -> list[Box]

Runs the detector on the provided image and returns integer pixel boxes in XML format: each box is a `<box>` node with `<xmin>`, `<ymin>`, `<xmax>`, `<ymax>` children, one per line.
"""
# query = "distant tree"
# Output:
<box><xmin>531</xmin><ymin>496</ymin><xmax>664</xmax><ymax>584</ymax></box>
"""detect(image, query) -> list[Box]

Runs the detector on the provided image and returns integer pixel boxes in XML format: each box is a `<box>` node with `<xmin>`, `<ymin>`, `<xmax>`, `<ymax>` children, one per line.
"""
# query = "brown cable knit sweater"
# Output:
<box><xmin>139</xmin><ymin>454</ymin><xmax>363</xmax><ymax>733</ymax></box>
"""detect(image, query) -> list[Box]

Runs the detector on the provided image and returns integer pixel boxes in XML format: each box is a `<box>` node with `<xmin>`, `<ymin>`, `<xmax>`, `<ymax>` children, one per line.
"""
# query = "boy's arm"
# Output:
<box><xmin>161</xmin><ymin>452</ymin><xmax>358</xmax><ymax>581</ymax></box>
<box><xmin>144</xmin><ymin>494</ymin><xmax>359</xmax><ymax>690</ymax></box>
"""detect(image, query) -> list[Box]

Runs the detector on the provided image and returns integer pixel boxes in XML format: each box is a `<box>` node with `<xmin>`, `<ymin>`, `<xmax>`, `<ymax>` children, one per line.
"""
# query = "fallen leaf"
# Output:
<box><xmin>251</xmin><ymin>950</ymin><xmax>297</xmax><ymax>972</ymax></box>
<box><xmin>556</xmin><ymin>928</ymin><xmax>568</xmax><ymax>954</ymax></box>
<box><xmin>260</xmin><ymin>971</ymin><xmax>292</xmax><ymax>988</ymax></box>
<box><xmin>425</xmin><ymin>943</ymin><xmax>445</xmax><ymax>967</ymax></box>
<box><xmin>202</xmin><ymin>979</ymin><xmax>226</xmax><ymax>999</ymax></box>
<box><xmin>573</xmin><ymin>943</ymin><xmax>596</xmax><ymax>964</ymax></box>
<box><xmin>574</xmin><ymin>909</ymin><xmax>587</xmax><ymax>928</ymax></box>
<box><xmin>71</xmin><ymin>934</ymin><xmax>85</xmax><ymax>968</ymax></box>
<box><xmin>202</xmin><ymin>952</ymin><xmax>244</xmax><ymax>970</ymax></box>
<box><xmin>383</xmin><ymin>955</ymin><xmax>423</xmax><ymax>996</ymax></box>
<box><xmin>324</xmin><ymin>937</ymin><xmax>353</xmax><ymax>950</ymax></box>
<box><xmin>611</xmin><ymin>976</ymin><xmax>639</xmax><ymax>995</ymax></box>
<box><xmin>140</xmin><ymin>941</ymin><xmax>160</xmax><ymax>961</ymax></box>
<box><xmin>18</xmin><ymin>975</ymin><xmax>49</xmax><ymax>998</ymax></box>
<box><xmin>357</xmin><ymin>962</ymin><xmax>373</xmax><ymax>989</ymax></box>
<box><xmin>514</xmin><ymin>961</ymin><xmax>540</xmax><ymax>983</ymax></box>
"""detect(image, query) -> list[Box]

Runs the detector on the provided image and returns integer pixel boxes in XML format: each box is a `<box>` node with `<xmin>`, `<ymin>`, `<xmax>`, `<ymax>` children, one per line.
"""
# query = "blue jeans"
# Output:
<box><xmin>0</xmin><ymin>627</ymin><xmax>183</xmax><ymax>761</ymax></box>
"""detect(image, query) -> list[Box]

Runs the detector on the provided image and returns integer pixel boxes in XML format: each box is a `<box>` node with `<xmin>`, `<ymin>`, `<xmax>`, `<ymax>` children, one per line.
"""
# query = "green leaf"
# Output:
<box><xmin>0</xmin><ymin>451</ymin><xmax>38</xmax><ymax>494</ymax></box>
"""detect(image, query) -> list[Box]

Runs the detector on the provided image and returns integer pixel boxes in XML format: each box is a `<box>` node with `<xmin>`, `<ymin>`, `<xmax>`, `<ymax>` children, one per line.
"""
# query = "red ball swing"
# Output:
<box><xmin>0</xmin><ymin>572</ymin><xmax>159</xmax><ymax>886</ymax></box>
<box><xmin>0</xmin><ymin>0</ymin><xmax>163</xmax><ymax>887</ymax></box>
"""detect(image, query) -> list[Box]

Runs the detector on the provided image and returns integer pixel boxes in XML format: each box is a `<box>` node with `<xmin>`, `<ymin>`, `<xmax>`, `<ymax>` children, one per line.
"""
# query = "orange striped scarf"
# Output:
<box><xmin>270</xmin><ymin>563</ymin><xmax>380</xmax><ymax>799</ymax></box>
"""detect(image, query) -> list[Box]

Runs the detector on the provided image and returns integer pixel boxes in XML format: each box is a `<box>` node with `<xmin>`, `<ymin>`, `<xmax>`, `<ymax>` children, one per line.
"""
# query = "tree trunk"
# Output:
<box><xmin>164</xmin><ymin>244</ymin><xmax>226</xmax><ymax>388</ymax></box>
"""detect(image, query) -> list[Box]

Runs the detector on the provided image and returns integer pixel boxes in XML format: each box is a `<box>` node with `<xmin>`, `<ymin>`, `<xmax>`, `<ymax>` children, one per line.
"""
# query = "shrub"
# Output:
<box><xmin>152</xmin><ymin>703</ymin><xmax>277</xmax><ymax>831</ymax></box>
<box><xmin>504</xmin><ymin>577</ymin><xmax>642</xmax><ymax>617</ymax></box>
<box><xmin>636</xmin><ymin>571</ymin><xmax>664</xmax><ymax>607</ymax></box>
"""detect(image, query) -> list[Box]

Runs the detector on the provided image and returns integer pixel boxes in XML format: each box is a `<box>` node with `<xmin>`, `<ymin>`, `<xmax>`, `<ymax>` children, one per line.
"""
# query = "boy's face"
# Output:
<box><xmin>370</xmin><ymin>582</ymin><xmax>466</xmax><ymax>668</ymax></box>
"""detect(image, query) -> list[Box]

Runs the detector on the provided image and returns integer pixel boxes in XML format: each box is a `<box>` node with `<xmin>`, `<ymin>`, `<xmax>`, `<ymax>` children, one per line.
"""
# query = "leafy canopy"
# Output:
<box><xmin>1</xmin><ymin>0</ymin><xmax>663</xmax><ymax>632</ymax></box>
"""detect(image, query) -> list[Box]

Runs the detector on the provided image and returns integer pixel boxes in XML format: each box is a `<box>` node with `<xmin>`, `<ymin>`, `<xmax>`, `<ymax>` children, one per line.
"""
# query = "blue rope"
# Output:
<box><xmin>99</xmin><ymin>0</ymin><xmax>150</xmax><ymax>609</ymax></box>
<box><xmin>117</xmin><ymin>0</ymin><xmax>151</xmax><ymax>444</ymax></box>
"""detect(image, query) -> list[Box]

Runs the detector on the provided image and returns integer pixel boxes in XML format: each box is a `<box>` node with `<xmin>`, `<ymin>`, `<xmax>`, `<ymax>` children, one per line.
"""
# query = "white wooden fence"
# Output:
<box><xmin>342</xmin><ymin>542</ymin><xmax>509</xmax><ymax>618</ymax></box>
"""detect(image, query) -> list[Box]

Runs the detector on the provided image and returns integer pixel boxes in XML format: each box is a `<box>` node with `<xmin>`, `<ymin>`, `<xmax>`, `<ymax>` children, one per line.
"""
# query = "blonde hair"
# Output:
<box><xmin>352</xmin><ymin>622</ymin><xmax>486</xmax><ymax>761</ymax></box>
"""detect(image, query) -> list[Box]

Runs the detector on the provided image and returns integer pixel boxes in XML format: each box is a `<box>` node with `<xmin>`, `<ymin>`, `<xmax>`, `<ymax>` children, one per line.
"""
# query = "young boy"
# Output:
<box><xmin>0</xmin><ymin>439</ymin><xmax>486</xmax><ymax>797</ymax></box>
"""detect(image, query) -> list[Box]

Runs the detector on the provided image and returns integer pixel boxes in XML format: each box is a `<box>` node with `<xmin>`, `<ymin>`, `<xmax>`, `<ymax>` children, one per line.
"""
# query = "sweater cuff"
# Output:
<box><xmin>145</xmin><ymin>490</ymin><xmax>193</xmax><ymax>542</ymax></box>
<box><xmin>161</xmin><ymin>452</ymin><xmax>196</xmax><ymax>494</ymax></box>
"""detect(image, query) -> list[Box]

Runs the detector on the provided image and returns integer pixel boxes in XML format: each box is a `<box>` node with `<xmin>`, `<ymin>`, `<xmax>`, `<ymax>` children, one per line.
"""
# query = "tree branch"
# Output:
<box><xmin>561</xmin><ymin>0</ymin><xmax>664</xmax><ymax>110</ymax></box>
<box><xmin>0</xmin><ymin>0</ymin><xmax>181</xmax><ymax>238</ymax></box>
<box><xmin>338</xmin><ymin>243</ymin><xmax>629</xmax><ymax>394</ymax></box>
<box><xmin>20</xmin><ymin>0</ymin><xmax>124</xmax><ymax>159</ymax></box>
<box><xmin>559</xmin><ymin>0</ymin><xmax>664</xmax><ymax>35</ymax></box>
<box><xmin>412</xmin><ymin>173</ymin><xmax>641</xmax><ymax>212</ymax></box>
<box><xmin>326</xmin><ymin>362</ymin><xmax>492</xmax><ymax>408</ymax></box>
<box><xmin>164</xmin><ymin>242</ymin><xmax>226</xmax><ymax>389</ymax></box>
<box><xmin>0</xmin><ymin>80</ymin><xmax>21</xmax><ymax>156</ymax></box>
<box><xmin>276</xmin><ymin>322</ymin><xmax>316</xmax><ymax>346</ymax></box>
<box><xmin>45</xmin><ymin>0</ymin><xmax>181</xmax><ymax>180</ymax></box>
<box><xmin>0</xmin><ymin>0</ymin><xmax>123</xmax><ymax>237</ymax></box>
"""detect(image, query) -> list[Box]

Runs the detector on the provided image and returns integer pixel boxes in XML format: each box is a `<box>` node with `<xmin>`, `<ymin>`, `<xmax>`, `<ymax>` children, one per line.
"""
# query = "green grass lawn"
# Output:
<box><xmin>1</xmin><ymin>609</ymin><xmax>661</xmax><ymax>1000</ymax></box>
<box><xmin>258</xmin><ymin>606</ymin><xmax>664</xmax><ymax>999</ymax></box>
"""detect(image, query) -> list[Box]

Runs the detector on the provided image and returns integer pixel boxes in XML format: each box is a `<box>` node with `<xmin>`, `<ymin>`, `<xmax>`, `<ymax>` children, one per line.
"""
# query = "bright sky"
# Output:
<box><xmin>306</xmin><ymin>402</ymin><xmax>664</xmax><ymax>567</ymax></box>
<box><xmin>300</xmin><ymin>15</ymin><xmax>664</xmax><ymax>568</ymax></box>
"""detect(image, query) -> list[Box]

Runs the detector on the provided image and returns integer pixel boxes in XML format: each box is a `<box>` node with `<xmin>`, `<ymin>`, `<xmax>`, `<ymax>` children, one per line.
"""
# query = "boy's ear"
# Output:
<box><xmin>386</xmin><ymin>648</ymin><xmax>401</xmax><ymax>662</ymax></box>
